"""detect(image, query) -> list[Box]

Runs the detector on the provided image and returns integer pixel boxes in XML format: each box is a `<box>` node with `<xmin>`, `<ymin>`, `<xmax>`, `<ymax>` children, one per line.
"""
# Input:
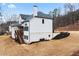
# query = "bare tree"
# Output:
<box><xmin>64</xmin><ymin>3</ymin><xmax>75</xmax><ymax>14</ymax></box>
<box><xmin>0</xmin><ymin>5</ymin><xmax>3</xmax><ymax>24</ymax></box>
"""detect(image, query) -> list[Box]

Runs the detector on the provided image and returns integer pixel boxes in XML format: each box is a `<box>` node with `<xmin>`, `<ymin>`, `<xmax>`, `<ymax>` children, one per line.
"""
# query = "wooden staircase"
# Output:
<box><xmin>15</xmin><ymin>29</ymin><xmax>24</xmax><ymax>44</ymax></box>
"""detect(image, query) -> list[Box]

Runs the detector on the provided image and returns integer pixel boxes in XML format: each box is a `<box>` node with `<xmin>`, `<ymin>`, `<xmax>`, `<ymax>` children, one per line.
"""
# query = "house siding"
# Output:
<box><xmin>23</xmin><ymin>22</ymin><xmax>30</xmax><ymax>43</ymax></box>
<box><xmin>29</xmin><ymin>17</ymin><xmax>53</xmax><ymax>42</ymax></box>
<box><xmin>11</xmin><ymin>26</ymin><xmax>18</xmax><ymax>39</ymax></box>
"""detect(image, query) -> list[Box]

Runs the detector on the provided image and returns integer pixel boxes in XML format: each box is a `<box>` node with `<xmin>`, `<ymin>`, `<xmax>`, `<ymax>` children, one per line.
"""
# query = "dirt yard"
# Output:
<box><xmin>0</xmin><ymin>31</ymin><xmax>79</xmax><ymax>56</ymax></box>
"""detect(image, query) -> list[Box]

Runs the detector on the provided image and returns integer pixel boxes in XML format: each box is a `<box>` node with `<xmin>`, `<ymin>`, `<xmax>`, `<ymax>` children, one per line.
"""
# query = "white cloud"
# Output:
<box><xmin>8</xmin><ymin>4</ymin><xmax>16</xmax><ymax>8</ymax></box>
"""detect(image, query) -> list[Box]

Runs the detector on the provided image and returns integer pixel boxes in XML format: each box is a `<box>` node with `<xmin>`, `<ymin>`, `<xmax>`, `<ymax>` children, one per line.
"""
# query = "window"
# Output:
<box><xmin>24</xmin><ymin>35</ymin><xmax>28</xmax><ymax>40</ymax></box>
<box><xmin>48</xmin><ymin>35</ymin><xmax>50</xmax><ymax>37</ymax></box>
<box><xmin>24</xmin><ymin>27</ymin><xmax>28</xmax><ymax>31</ymax></box>
<box><xmin>42</xmin><ymin>19</ymin><xmax>44</xmax><ymax>24</ymax></box>
<box><xmin>25</xmin><ymin>23</ymin><xmax>27</xmax><ymax>27</ymax></box>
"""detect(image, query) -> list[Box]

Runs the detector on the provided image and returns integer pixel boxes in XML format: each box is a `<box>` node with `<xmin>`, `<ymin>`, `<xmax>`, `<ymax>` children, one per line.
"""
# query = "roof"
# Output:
<box><xmin>20</xmin><ymin>14</ymin><xmax>33</xmax><ymax>22</ymax></box>
<box><xmin>35</xmin><ymin>16</ymin><xmax>52</xmax><ymax>19</ymax></box>
<box><xmin>20</xmin><ymin>12</ymin><xmax>52</xmax><ymax>22</ymax></box>
<box><xmin>10</xmin><ymin>23</ymin><xmax>20</xmax><ymax>27</ymax></box>
<box><xmin>37</xmin><ymin>11</ymin><xmax>52</xmax><ymax>19</ymax></box>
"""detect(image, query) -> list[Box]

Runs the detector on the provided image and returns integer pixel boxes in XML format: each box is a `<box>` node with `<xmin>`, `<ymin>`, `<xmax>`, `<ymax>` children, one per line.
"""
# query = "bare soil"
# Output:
<box><xmin>0</xmin><ymin>31</ymin><xmax>79</xmax><ymax>56</ymax></box>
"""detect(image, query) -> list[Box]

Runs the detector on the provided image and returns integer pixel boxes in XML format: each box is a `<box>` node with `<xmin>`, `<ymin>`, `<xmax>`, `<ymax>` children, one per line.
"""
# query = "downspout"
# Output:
<box><xmin>52</xmin><ymin>14</ymin><xmax>54</xmax><ymax>33</ymax></box>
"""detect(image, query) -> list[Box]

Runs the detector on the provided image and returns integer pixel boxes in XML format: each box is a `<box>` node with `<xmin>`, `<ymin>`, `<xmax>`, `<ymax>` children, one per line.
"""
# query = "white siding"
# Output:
<box><xmin>23</xmin><ymin>22</ymin><xmax>30</xmax><ymax>43</ymax></box>
<box><xmin>11</xmin><ymin>27</ymin><xmax>18</xmax><ymax>39</ymax></box>
<box><xmin>29</xmin><ymin>17</ymin><xmax>53</xmax><ymax>43</ymax></box>
<box><xmin>9</xmin><ymin>26</ymin><xmax>12</xmax><ymax>32</ymax></box>
<box><xmin>22</xmin><ymin>22</ymin><xmax>29</xmax><ymax>27</ymax></box>
<box><xmin>18</xmin><ymin>15</ymin><xmax>24</xmax><ymax>24</ymax></box>
<box><xmin>18</xmin><ymin>15</ymin><xmax>22</xmax><ymax>24</ymax></box>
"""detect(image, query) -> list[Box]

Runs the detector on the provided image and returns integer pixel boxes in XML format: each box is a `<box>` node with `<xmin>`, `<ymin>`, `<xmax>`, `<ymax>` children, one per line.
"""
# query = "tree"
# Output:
<box><xmin>49</xmin><ymin>8</ymin><xmax>61</xmax><ymax>32</ymax></box>
<box><xmin>0</xmin><ymin>4</ymin><xmax>3</xmax><ymax>24</ymax></box>
<box><xmin>64</xmin><ymin>3</ymin><xmax>75</xmax><ymax>15</ymax></box>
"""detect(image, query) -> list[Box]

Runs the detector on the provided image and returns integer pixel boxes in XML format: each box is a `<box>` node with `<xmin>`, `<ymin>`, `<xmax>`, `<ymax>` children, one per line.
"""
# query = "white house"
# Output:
<box><xmin>9</xmin><ymin>24</ymin><xmax>19</xmax><ymax>39</ymax></box>
<box><xmin>10</xmin><ymin>5</ymin><xmax>60</xmax><ymax>44</ymax></box>
<box><xmin>19</xmin><ymin>5</ymin><xmax>57</xmax><ymax>44</ymax></box>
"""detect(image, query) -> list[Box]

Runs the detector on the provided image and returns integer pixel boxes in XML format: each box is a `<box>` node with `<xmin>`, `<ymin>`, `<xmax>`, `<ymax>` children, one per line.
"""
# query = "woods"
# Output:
<box><xmin>53</xmin><ymin>4</ymin><xmax>79</xmax><ymax>30</ymax></box>
<box><xmin>54</xmin><ymin>9</ymin><xmax>79</xmax><ymax>29</ymax></box>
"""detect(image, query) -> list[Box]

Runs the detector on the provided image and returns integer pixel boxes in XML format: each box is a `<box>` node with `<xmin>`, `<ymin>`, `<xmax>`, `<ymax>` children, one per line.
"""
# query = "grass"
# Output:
<box><xmin>0</xmin><ymin>31</ymin><xmax>79</xmax><ymax>55</ymax></box>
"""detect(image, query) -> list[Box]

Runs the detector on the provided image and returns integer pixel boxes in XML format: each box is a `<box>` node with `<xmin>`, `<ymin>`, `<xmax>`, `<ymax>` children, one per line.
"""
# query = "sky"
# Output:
<box><xmin>14</xmin><ymin>3</ymin><xmax>64</xmax><ymax>14</ymax></box>
<box><xmin>0</xmin><ymin>3</ymin><xmax>79</xmax><ymax>22</ymax></box>
<box><xmin>0</xmin><ymin>3</ymin><xmax>69</xmax><ymax>14</ymax></box>
<box><xmin>1</xmin><ymin>3</ymin><xmax>79</xmax><ymax>15</ymax></box>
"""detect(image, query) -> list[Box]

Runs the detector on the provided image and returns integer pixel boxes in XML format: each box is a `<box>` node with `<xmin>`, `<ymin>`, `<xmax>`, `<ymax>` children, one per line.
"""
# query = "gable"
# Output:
<box><xmin>20</xmin><ymin>14</ymin><xmax>33</xmax><ymax>22</ymax></box>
